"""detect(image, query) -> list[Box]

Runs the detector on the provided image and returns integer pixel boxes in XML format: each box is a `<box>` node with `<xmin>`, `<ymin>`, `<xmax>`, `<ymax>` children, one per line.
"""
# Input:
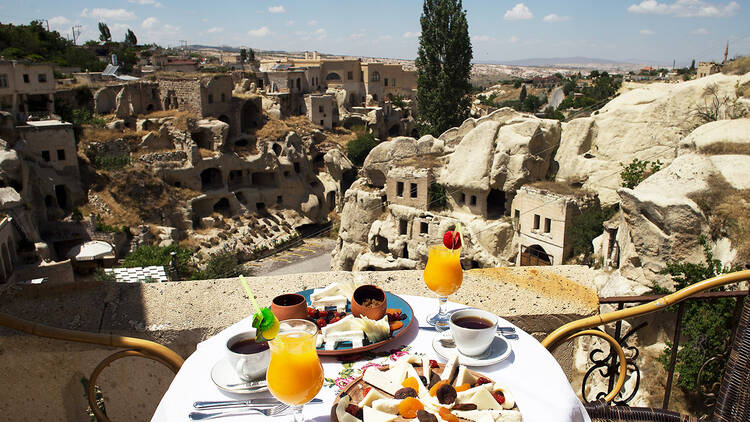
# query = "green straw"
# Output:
<box><xmin>239</xmin><ymin>275</ymin><xmax>262</xmax><ymax>315</ymax></box>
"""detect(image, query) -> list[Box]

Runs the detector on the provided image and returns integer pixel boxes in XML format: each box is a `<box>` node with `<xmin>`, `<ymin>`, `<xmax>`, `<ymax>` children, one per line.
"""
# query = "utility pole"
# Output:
<box><xmin>72</xmin><ymin>25</ymin><xmax>82</xmax><ymax>45</ymax></box>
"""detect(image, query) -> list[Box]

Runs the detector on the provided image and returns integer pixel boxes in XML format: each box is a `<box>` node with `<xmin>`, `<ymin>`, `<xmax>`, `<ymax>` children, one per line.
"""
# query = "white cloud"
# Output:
<box><xmin>205</xmin><ymin>27</ymin><xmax>223</xmax><ymax>33</ymax></box>
<box><xmin>693</xmin><ymin>27</ymin><xmax>710</xmax><ymax>34</ymax></box>
<box><xmin>248</xmin><ymin>26</ymin><xmax>271</xmax><ymax>37</ymax></box>
<box><xmin>627</xmin><ymin>0</ymin><xmax>740</xmax><ymax>18</ymax></box>
<box><xmin>472</xmin><ymin>35</ymin><xmax>494</xmax><ymax>42</ymax></box>
<box><xmin>142</xmin><ymin>17</ymin><xmax>159</xmax><ymax>29</ymax></box>
<box><xmin>48</xmin><ymin>16</ymin><xmax>71</xmax><ymax>30</ymax></box>
<box><xmin>640</xmin><ymin>29</ymin><xmax>655</xmax><ymax>35</ymax></box>
<box><xmin>268</xmin><ymin>5</ymin><xmax>286</xmax><ymax>13</ymax></box>
<box><xmin>402</xmin><ymin>31</ymin><xmax>421</xmax><ymax>38</ymax></box>
<box><xmin>307</xmin><ymin>20</ymin><xmax>318</xmax><ymax>26</ymax></box>
<box><xmin>128</xmin><ymin>0</ymin><xmax>162</xmax><ymax>7</ymax></box>
<box><xmin>504</xmin><ymin>3</ymin><xmax>533</xmax><ymax>20</ymax></box>
<box><xmin>81</xmin><ymin>8</ymin><xmax>136</xmax><ymax>21</ymax></box>
<box><xmin>313</xmin><ymin>28</ymin><xmax>327</xmax><ymax>40</ymax></box>
<box><xmin>509</xmin><ymin>35</ymin><xmax>519</xmax><ymax>43</ymax></box>
<box><xmin>349</xmin><ymin>31</ymin><xmax>366</xmax><ymax>40</ymax></box>
<box><xmin>543</xmin><ymin>13</ymin><xmax>570</xmax><ymax>22</ymax></box>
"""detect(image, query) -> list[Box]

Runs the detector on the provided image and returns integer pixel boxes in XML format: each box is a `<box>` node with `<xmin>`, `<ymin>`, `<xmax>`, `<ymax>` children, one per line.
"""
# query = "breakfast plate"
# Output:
<box><xmin>432</xmin><ymin>332</ymin><xmax>513</xmax><ymax>367</ymax></box>
<box><xmin>297</xmin><ymin>288</ymin><xmax>415</xmax><ymax>356</ymax></box>
<box><xmin>330</xmin><ymin>354</ymin><xmax>523</xmax><ymax>421</ymax></box>
<box><xmin>210</xmin><ymin>357</ymin><xmax>269</xmax><ymax>394</ymax></box>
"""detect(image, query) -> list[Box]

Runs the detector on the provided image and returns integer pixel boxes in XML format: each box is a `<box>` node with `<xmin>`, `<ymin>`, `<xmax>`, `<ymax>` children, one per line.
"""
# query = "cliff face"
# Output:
<box><xmin>554</xmin><ymin>72</ymin><xmax>750</xmax><ymax>205</ymax></box>
<box><xmin>331</xmin><ymin>109</ymin><xmax>561</xmax><ymax>271</ymax></box>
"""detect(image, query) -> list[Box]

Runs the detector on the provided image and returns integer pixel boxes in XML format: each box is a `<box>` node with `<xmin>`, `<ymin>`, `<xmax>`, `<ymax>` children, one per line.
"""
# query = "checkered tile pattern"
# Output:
<box><xmin>104</xmin><ymin>266</ymin><xmax>168</xmax><ymax>283</ymax></box>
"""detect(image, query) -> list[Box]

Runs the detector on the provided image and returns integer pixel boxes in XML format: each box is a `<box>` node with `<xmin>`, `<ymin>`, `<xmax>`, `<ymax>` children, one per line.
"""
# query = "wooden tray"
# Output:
<box><xmin>297</xmin><ymin>289</ymin><xmax>415</xmax><ymax>356</ymax></box>
<box><xmin>329</xmin><ymin>363</ymin><xmax>515</xmax><ymax>422</ymax></box>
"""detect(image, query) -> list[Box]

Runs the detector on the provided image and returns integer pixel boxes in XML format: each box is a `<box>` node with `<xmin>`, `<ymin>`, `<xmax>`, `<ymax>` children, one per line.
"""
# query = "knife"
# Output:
<box><xmin>194</xmin><ymin>398</ymin><xmax>323</xmax><ymax>410</ymax></box>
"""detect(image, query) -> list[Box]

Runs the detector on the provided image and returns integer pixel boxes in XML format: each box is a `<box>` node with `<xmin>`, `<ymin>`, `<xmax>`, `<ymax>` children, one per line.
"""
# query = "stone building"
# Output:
<box><xmin>157</xmin><ymin>75</ymin><xmax>233</xmax><ymax>119</ymax></box>
<box><xmin>386</xmin><ymin>166</ymin><xmax>434</xmax><ymax>210</ymax></box>
<box><xmin>94</xmin><ymin>82</ymin><xmax>162</xmax><ymax>116</ymax></box>
<box><xmin>305</xmin><ymin>95</ymin><xmax>338</xmax><ymax>129</ymax></box>
<box><xmin>697</xmin><ymin>61</ymin><xmax>722</xmax><ymax>78</ymax></box>
<box><xmin>0</xmin><ymin>60</ymin><xmax>55</xmax><ymax>121</ymax></box>
<box><xmin>511</xmin><ymin>184</ymin><xmax>598</xmax><ymax>266</ymax></box>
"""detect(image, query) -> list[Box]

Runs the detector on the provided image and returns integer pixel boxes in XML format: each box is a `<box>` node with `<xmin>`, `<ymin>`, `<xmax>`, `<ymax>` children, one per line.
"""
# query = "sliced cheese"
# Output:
<box><xmin>469</xmin><ymin>388</ymin><xmax>502</xmax><ymax>411</ymax></box>
<box><xmin>363</xmin><ymin>367</ymin><xmax>400</xmax><ymax>395</ymax></box>
<box><xmin>451</xmin><ymin>410</ymin><xmax>503</xmax><ymax>422</ymax></box>
<box><xmin>311</xmin><ymin>283</ymin><xmax>340</xmax><ymax>302</ymax></box>
<box><xmin>371</xmin><ymin>398</ymin><xmax>402</xmax><ymax>414</ymax></box>
<box><xmin>387</xmin><ymin>360</ymin><xmax>410</xmax><ymax>385</ymax></box>
<box><xmin>496</xmin><ymin>410</ymin><xmax>523</xmax><ymax>422</ymax></box>
<box><xmin>316</xmin><ymin>333</ymin><xmax>324</xmax><ymax>348</ymax></box>
<box><xmin>454</xmin><ymin>365</ymin><xmax>477</xmax><ymax>387</ymax></box>
<box><xmin>493</xmin><ymin>384</ymin><xmax>515</xmax><ymax>410</ymax></box>
<box><xmin>324</xmin><ymin>330</ymin><xmax>365</xmax><ymax>350</ymax></box>
<box><xmin>440</xmin><ymin>355</ymin><xmax>459</xmax><ymax>382</ymax></box>
<box><xmin>360</xmin><ymin>388</ymin><xmax>388</xmax><ymax>407</ymax></box>
<box><xmin>312</xmin><ymin>295</ymin><xmax>348</xmax><ymax>312</ymax></box>
<box><xmin>337</xmin><ymin>278</ymin><xmax>359</xmax><ymax>298</ymax></box>
<box><xmin>360</xmin><ymin>316</ymin><xmax>390</xmax><ymax>342</ymax></box>
<box><xmin>455</xmin><ymin>383</ymin><xmax>494</xmax><ymax>402</ymax></box>
<box><xmin>388</xmin><ymin>354</ymin><xmax>422</xmax><ymax>368</ymax></box>
<box><xmin>422</xmin><ymin>357</ymin><xmax>433</xmax><ymax>384</ymax></box>
<box><xmin>336</xmin><ymin>395</ymin><xmax>363</xmax><ymax>422</ymax></box>
<box><xmin>322</xmin><ymin>315</ymin><xmax>362</xmax><ymax>336</ymax></box>
<box><xmin>404</xmin><ymin>363</ymin><xmax>430</xmax><ymax>398</ymax></box>
<box><xmin>363</xmin><ymin>406</ymin><xmax>398</xmax><ymax>422</ymax></box>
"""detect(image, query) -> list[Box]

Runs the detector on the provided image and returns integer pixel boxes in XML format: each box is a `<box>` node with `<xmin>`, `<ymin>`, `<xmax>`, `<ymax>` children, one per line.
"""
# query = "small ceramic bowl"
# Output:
<box><xmin>271</xmin><ymin>293</ymin><xmax>308</xmax><ymax>321</ymax></box>
<box><xmin>351</xmin><ymin>285</ymin><xmax>387</xmax><ymax>320</ymax></box>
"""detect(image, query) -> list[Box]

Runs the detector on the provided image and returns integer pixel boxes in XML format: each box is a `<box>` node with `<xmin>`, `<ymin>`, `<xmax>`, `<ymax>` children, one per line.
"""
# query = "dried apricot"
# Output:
<box><xmin>429</xmin><ymin>380</ymin><xmax>449</xmax><ymax>396</ymax></box>
<box><xmin>398</xmin><ymin>397</ymin><xmax>424</xmax><ymax>419</ymax></box>
<box><xmin>401</xmin><ymin>377</ymin><xmax>420</xmax><ymax>391</ymax></box>
<box><xmin>455</xmin><ymin>383</ymin><xmax>471</xmax><ymax>392</ymax></box>
<box><xmin>438</xmin><ymin>407</ymin><xmax>459</xmax><ymax>422</ymax></box>
<box><xmin>389</xmin><ymin>320</ymin><xmax>404</xmax><ymax>331</ymax></box>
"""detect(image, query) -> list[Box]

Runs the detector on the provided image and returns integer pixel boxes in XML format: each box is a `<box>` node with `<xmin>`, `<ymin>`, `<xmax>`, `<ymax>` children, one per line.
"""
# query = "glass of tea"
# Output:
<box><xmin>424</xmin><ymin>244</ymin><xmax>464</xmax><ymax>331</ymax></box>
<box><xmin>226</xmin><ymin>332</ymin><xmax>270</xmax><ymax>381</ymax></box>
<box><xmin>448</xmin><ymin>309</ymin><xmax>498</xmax><ymax>356</ymax></box>
<box><xmin>267</xmin><ymin>319</ymin><xmax>324</xmax><ymax>422</ymax></box>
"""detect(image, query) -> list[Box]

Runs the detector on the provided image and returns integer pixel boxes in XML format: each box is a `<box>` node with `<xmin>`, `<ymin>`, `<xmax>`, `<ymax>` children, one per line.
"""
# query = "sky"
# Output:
<box><xmin>3</xmin><ymin>0</ymin><xmax>750</xmax><ymax>65</ymax></box>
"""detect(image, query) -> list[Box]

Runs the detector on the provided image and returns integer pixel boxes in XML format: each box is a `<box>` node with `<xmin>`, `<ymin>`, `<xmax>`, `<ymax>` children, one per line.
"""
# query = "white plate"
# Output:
<box><xmin>432</xmin><ymin>332</ymin><xmax>512</xmax><ymax>367</ymax></box>
<box><xmin>211</xmin><ymin>357</ymin><xmax>269</xmax><ymax>394</ymax></box>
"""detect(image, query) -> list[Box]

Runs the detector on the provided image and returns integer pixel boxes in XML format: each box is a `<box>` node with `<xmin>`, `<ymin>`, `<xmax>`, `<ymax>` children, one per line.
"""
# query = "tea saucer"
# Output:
<box><xmin>211</xmin><ymin>357</ymin><xmax>269</xmax><ymax>394</ymax></box>
<box><xmin>431</xmin><ymin>332</ymin><xmax>512</xmax><ymax>367</ymax></box>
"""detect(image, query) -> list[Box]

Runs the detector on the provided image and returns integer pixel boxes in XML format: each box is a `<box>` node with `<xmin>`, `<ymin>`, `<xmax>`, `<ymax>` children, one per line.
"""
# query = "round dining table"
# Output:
<box><xmin>151</xmin><ymin>295</ymin><xmax>590</xmax><ymax>422</ymax></box>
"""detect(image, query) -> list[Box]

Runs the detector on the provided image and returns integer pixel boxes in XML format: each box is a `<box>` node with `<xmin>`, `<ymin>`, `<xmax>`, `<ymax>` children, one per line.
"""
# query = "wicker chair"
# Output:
<box><xmin>542</xmin><ymin>270</ymin><xmax>750</xmax><ymax>422</ymax></box>
<box><xmin>0</xmin><ymin>312</ymin><xmax>184</xmax><ymax>422</ymax></box>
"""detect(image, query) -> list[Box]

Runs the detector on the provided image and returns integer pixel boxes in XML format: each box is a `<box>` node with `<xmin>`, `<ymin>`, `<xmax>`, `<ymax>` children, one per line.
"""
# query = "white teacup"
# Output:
<box><xmin>449</xmin><ymin>309</ymin><xmax>498</xmax><ymax>356</ymax></box>
<box><xmin>226</xmin><ymin>331</ymin><xmax>270</xmax><ymax>381</ymax></box>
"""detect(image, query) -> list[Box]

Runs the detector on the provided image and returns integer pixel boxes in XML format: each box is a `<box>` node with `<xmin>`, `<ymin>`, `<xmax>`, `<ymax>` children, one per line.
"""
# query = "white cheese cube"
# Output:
<box><xmin>441</xmin><ymin>355</ymin><xmax>459</xmax><ymax>382</ymax></box>
<box><xmin>456</xmin><ymin>384</ymin><xmax>494</xmax><ymax>402</ymax></box>
<box><xmin>363</xmin><ymin>367</ymin><xmax>400</xmax><ymax>395</ymax></box>
<box><xmin>454</xmin><ymin>365</ymin><xmax>477</xmax><ymax>387</ymax></box>
<box><xmin>360</xmin><ymin>388</ymin><xmax>388</xmax><ymax>407</ymax></box>
<box><xmin>469</xmin><ymin>388</ymin><xmax>502</xmax><ymax>410</ymax></box>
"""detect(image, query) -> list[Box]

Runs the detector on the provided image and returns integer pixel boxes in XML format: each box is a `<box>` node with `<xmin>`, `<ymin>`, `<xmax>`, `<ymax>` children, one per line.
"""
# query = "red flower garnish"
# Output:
<box><xmin>442</xmin><ymin>231</ymin><xmax>461</xmax><ymax>250</ymax></box>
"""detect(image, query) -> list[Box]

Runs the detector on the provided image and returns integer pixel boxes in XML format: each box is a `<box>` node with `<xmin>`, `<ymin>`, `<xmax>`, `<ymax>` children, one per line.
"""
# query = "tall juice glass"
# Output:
<box><xmin>424</xmin><ymin>244</ymin><xmax>463</xmax><ymax>331</ymax></box>
<box><xmin>267</xmin><ymin>319</ymin><xmax>324</xmax><ymax>422</ymax></box>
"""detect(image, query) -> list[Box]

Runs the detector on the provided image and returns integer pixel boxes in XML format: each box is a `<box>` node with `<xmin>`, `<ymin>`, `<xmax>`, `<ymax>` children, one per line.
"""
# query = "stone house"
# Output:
<box><xmin>697</xmin><ymin>61</ymin><xmax>722</xmax><ymax>78</ymax></box>
<box><xmin>157</xmin><ymin>75</ymin><xmax>233</xmax><ymax>119</ymax></box>
<box><xmin>0</xmin><ymin>60</ymin><xmax>55</xmax><ymax>121</ymax></box>
<box><xmin>305</xmin><ymin>95</ymin><xmax>338</xmax><ymax>129</ymax></box>
<box><xmin>386</xmin><ymin>166</ymin><xmax>435</xmax><ymax>210</ymax></box>
<box><xmin>511</xmin><ymin>184</ymin><xmax>598</xmax><ymax>266</ymax></box>
<box><xmin>93</xmin><ymin>82</ymin><xmax>162</xmax><ymax>115</ymax></box>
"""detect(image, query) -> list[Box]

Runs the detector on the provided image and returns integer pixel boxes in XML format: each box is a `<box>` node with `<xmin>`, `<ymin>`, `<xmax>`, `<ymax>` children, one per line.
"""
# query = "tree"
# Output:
<box><xmin>416</xmin><ymin>0</ymin><xmax>473</xmax><ymax>136</ymax></box>
<box><xmin>247</xmin><ymin>48</ymin><xmax>256</xmax><ymax>62</ymax></box>
<box><xmin>690</xmin><ymin>59</ymin><xmax>696</xmax><ymax>71</ymax></box>
<box><xmin>98</xmin><ymin>22</ymin><xmax>111</xmax><ymax>43</ymax></box>
<box><xmin>124</xmin><ymin>29</ymin><xmax>137</xmax><ymax>46</ymax></box>
<box><xmin>239</xmin><ymin>48</ymin><xmax>247</xmax><ymax>63</ymax></box>
<box><xmin>519</xmin><ymin>84</ymin><xmax>527</xmax><ymax>102</ymax></box>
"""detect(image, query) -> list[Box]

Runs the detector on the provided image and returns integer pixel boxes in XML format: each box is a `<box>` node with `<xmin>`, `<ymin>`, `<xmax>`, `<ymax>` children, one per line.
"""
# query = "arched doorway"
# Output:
<box><xmin>213</xmin><ymin>197</ymin><xmax>231</xmax><ymax>217</ymax></box>
<box><xmin>240</xmin><ymin>101</ymin><xmax>260</xmax><ymax>132</ymax></box>
<box><xmin>388</xmin><ymin>124</ymin><xmax>401</xmax><ymax>137</ymax></box>
<box><xmin>55</xmin><ymin>185</ymin><xmax>69</xmax><ymax>210</ymax></box>
<box><xmin>326</xmin><ymin>73</ymin><xmax>341</xmax><ymax>82</ymax></box>
<box><xmin>200</xmin><ymin>168</ymin><xmax>223</xmax><ymax>191</ymax></box>
<box><xmin>520</xmin><ymin>244</ymin><xmax>552</xmax><ymax>266</ymax></box>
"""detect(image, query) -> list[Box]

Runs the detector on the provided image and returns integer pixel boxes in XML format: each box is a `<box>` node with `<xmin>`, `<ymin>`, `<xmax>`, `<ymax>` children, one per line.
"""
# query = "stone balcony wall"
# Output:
<box><xmin>0</xmin><ymin>266</ymin><xmax>599</xmax><ymax>421</ymax></box>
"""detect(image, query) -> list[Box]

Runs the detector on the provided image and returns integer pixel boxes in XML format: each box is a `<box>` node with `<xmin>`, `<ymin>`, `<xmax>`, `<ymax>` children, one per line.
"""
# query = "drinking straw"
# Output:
<box><xmin>239</xmin><ymin>275</ymin><xmax>262</xmax><ymax>315</ymax></box>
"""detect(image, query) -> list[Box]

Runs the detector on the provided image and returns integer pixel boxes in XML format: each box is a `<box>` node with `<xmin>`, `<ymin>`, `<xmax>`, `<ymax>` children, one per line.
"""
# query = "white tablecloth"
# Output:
<box><xmin>152</xmin><ymin>295</ymin><xmax>589</xmax><ymax>422</ymax></box>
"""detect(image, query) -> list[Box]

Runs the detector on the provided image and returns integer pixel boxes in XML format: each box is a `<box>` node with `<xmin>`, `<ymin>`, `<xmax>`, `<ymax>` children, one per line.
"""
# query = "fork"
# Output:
<box><xmin>189</xmin><ymin>404</ymin><xmax>290</xmax><ymax>420</ymax></box>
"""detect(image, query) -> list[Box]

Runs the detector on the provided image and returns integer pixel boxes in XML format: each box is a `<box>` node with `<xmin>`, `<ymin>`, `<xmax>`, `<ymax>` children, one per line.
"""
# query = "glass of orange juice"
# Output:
<box><xmin>424</xmin><ymin>244</ymin><xmax>463</xmax><ymax>331</ymax></box>
<box><xmin>267</xmin><ymin>319</ymin><xmax>324</xmax><ymax>421</ymax></box>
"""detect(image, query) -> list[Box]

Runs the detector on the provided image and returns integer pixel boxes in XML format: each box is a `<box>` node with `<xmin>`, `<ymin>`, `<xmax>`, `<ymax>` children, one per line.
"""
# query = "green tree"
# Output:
<box><xmin>247</xmin><ymin>48</ymin><xmax>256</xmax><ymax>62</ymax></box>
<box><xmin>620</xmin><ymin>158</ymin><xmax>662</xmax><ymax>189</ymax></box>
<box><xmin>239</xmin><ymin>48</ymin><xmax>247</xmax><ymax>64</ymax></box>
<box><xmin>690</xmin><ymin>59</ymin><xmax>696</xmax><ymax>71</ymax></box>
<box><xmin>519</xmin><ymin>84</ymin><xmax>527</xmax><ymax>102</ymax></box>
<box><xmin>416</xmin><ymin>0</ymin><xmax>473</xmax><ymax>136</ymax></box>
<box><xmin>98</xmin><ymin>22</ymin><xmax>111</xmax><ymax>43</ymax></box>
<box><xmin>346</xmin><ymin>131</ymin><xmax>378</xmax><ymax>166</ymax></box>
<box><xmin>124</xmin><ymin>29</ymin><xmax>137</xmax><ymax>46</ymax></box>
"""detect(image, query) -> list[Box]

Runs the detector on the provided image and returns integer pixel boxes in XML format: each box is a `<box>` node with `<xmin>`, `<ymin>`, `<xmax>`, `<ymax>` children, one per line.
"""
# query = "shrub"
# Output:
<box><xmin>568</xmin><ymin>204</ymin><xmax>618</xmax><ymax>259</ymax></box>
<box><xmin>201</xmin><ymin>251</ymin><xmax>246</xmax><ymax>279</ymax></box>
<box><xmin>543</xmin><ymin>106</ymin><xmax>565</xmax><ymax>121</ymax></box>
<box><xmin>477</xmin><ymin>93</ymin><xmax>498</xmax><ymax>107</ymax></box>
<box><xmin>657</xmin><ymin>238</ymin><xmax>740</xmax><ymax>400</ymax></box>
<box><xmin>346</xmin><ymin>131</ymin><xmax>378</xmax><ymax>166</ymax></box>
<box><xmin>428</xmin><ymin>183</ymin><xmax>448</xmax><ymax>210</ymax></box>
<box><xmin>92</xmin><ymin>154</ymin><xmax>130</xmax><ymax>171</ymax></box>
<box><xmin>390</xmin><ymin>94</ymin><xmax>408</xmax><ymax>109</ymax></box>
<box><xmin>620</xmin><ymin>158</ymin><xmax>662</xmax><ymax>189</ymax></box>
<box><xmin>93</xmin><ymin>268</ymin><xmax>116</xmax><ymax>282</ymax></box>
<box><xmin>71</xmin><ymin>208</ymin><xmax>83</xmax><ymax>222</ymax></box>
<box><xmin>693</xmin><ymin>84</ymin><xmax>747</xmax><ymax>124</ymax></box>
<box><xmin>123</xmin><ymin>244</ymin><xmax>198</xmax><ymax>280</ymax></box>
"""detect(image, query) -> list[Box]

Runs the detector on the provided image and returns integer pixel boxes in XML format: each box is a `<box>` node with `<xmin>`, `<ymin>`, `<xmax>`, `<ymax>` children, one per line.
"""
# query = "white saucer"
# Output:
<box><xmin>211</xmin><ymin>357</ymin><xmax>269</xmax><ymax>394</ymax></box>
<box><xmin>432</xmin><ymin>332</ymin><xmax>512</xmax><ymax>367</ymax></box>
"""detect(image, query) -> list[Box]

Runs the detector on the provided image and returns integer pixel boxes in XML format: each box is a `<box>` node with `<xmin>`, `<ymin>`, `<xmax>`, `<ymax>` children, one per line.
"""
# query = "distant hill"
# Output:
<box><xmin>493</xmin><ymin>57</ymin><xmax>643</xmax><ymax>66</ymax></box>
